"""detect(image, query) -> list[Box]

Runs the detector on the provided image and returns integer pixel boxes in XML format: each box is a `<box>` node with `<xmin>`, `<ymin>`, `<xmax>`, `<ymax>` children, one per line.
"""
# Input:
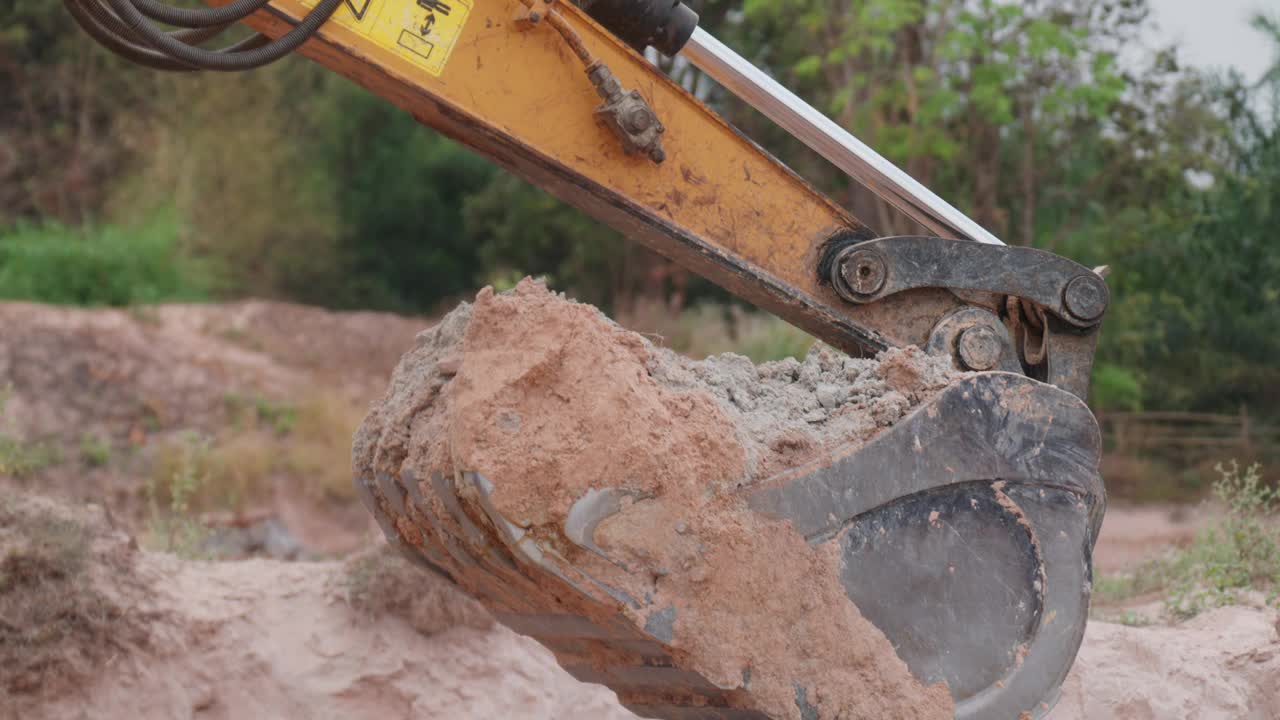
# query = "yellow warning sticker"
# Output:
<box><xmin>300</xmin><ymin>0</ymin><xmax>472</xmax><ymax>77</ymax></box>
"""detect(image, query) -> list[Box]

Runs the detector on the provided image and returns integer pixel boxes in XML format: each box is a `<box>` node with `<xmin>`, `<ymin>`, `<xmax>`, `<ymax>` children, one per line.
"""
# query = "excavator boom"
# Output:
<box><xmin>63</xmin><ymin>1</ymin><xmax>1109</xmax><ymax>717</ymax></box>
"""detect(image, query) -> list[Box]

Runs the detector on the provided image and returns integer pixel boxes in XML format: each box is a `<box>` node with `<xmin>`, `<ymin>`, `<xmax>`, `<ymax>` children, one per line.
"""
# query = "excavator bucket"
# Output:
<box><xmin>354</xmin><ymin>314</ymin><xmax>1105</xmax><ymax>720</ymax></box>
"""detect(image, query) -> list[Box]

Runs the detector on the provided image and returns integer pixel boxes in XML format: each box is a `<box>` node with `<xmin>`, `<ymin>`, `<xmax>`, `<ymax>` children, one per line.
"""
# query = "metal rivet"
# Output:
<box><xmin>1062</xmin><ymin>274</ymin><xmax>1109</xmax><ymax>323</ymax></box>
<box><xmin>957</xmin><ymin>326</ymin><xmax>1003</xmax><ymax>371</ymax></box>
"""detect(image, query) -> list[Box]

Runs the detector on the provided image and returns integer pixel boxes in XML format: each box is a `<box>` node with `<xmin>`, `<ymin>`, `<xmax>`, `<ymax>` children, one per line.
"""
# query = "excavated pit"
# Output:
<box><xmin>354</xmin><ymin>279</ymin><xmax>961</xmax><ymax>720</ymax></box>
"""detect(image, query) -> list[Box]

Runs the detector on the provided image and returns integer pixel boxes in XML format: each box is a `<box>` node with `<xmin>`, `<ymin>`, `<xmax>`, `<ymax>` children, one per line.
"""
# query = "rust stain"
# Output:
<box><xmin>679</xmin><ymin>165</ymin><xmax>707</xmax><ymax>186</ymax></box>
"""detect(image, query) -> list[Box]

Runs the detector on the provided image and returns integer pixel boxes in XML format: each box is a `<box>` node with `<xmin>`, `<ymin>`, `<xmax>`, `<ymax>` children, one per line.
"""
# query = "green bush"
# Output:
<box><xmin>144</xmin><ymin>432</ymin><xmax>211</xmax><ymax>558</ymax></box>
<box><xmin>1094</xmin><ymin>461</ymin><xmax>1280</xmax><ymax>621</ymax></box>
<box><xmin>0</xmin><ymin>212</ymin><xmax>214</xmax><ymax>307</ymax></box>
<box><xmin>1166</xmin><ymin>461</ymin><xmax>1280</xmax><ymax>618</ymax></box>
<box><xmin>78</xmin><ymin>434</ymin><xmax>112</xmax><ymax>469</ymax></box>
<box><xmin>1091</xmin><ymin>364</ymin><xmax>1143</xmax><ymax>412</ymax></box>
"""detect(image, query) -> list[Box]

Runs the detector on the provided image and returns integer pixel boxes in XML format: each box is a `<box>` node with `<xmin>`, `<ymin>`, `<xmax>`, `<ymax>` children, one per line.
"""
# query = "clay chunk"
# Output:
<box><xmin>354</xmin><ymin>279</ymin><xmax>958</xmax><ymax>720</ymax></box>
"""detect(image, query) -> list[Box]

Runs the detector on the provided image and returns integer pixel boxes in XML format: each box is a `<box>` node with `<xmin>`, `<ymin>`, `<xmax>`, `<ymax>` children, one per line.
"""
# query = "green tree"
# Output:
<box><xmin>732</xmin><ymin>0</ymin><xmax>1151</xmax><ymax>245</ymax></box>
<box><xmin>310</xmin><ymin>80</ymin><xmax>496</xmax><ymax>311</ymax></box>
<box><xmin>1154</xmin><ymin>56</ymin><xmax>1280</xmax><ymax>411</ymax></box>
<box><xmin>0</xmin><ymin>1</ymin><xmax>149</xmax><ymax>224</ymax></box>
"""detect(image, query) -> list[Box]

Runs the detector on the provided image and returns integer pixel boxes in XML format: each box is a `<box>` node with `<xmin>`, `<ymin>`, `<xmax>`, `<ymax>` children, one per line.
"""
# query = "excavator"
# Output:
<box><xmin>63</xmin><ymin>0</ymin><xmax>1110</xmax><ymax>717</ymax></box>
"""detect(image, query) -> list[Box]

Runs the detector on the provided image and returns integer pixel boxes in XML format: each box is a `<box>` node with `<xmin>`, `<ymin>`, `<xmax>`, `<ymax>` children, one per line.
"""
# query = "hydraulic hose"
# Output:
<box><xmin>67</xmin><ymin>0</ymin><xmax>342</xmax><ymax>73</ymax></box>
<box><xmin>131</xmin><ymin>0</ymin><xmax>275</xmax><ymax>30</ymax></box>
<box><xmin>65</xmin><ymin>0</ymin><xmax>274</xmax><ymax>72</ymax></box>
<box><xmin>65</xmin><ymin>0</ymin><xmax>197</xmax><ymax>71</ymax></box>
<box><xmin>74</xmin><ymin>0</ymin><xmax>245</xmax><ymax>48</ymax></box>
<box><xmin>104</xmin><ymin>0</ymin><xmax>343</xmax><ymax>71</ymax></box>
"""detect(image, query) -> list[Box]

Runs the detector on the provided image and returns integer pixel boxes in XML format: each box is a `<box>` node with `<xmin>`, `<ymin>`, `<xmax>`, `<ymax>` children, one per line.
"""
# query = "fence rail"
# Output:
<box><xmin>1096</xmin><ymin>409</ymin><xmax>1278</xmax><ymax>500</ymax></box>
<box><xmin>1099</xmin><ymin>408</ymin><xmax>1280</xmax><ymax>460</ymax></box>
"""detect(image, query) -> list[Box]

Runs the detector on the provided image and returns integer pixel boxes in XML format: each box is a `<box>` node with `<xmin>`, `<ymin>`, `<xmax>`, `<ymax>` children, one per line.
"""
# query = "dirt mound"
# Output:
<box><xmin>149</xmin><ymin>301</ymin><xmax>427</xmax><ymax>397</ymax></box>
<box><xmin>0</xmin><ymin>494</ymin><xmax>154</xmax><ymax>703</ymax></box>
<box><xmin>0</xmin><ymin>303</ymin><xmax>289</xmax><ymax>445</ymax></box>
<box><xmin>0</xmin><ymin>301</ymin><xmax>429</xmax><ymax>558</ymax></box>
<box><xmin>1091</xmin><ymin>504</ymin><xmax>1211</xmax><ymax>574</ymax></box>
<box><xmin>0</xmin><ymin>301</ymin><xmax>425</xmax><ymax>446</ymax></box>
<box><xmin>354</xmin><ymin>280</ymin><xmax>957</xmax><ymax>720</ymax></box>
<box><xmin>1052</xmin><ymin>606</ymin><xmax>1280</xmax><ymax>719</ymax></box>
<box><xmin>9</xmin><ymin>513</ymin><xmax>635</xmax><ymax>720</ymax></box>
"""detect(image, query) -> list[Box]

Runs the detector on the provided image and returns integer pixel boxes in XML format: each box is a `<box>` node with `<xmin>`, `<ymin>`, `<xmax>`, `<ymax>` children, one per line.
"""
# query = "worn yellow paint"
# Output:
<box><xmin>211</xmin><ymin>0</ymin><xmax>944</xmax><ymax>349</ymax></box>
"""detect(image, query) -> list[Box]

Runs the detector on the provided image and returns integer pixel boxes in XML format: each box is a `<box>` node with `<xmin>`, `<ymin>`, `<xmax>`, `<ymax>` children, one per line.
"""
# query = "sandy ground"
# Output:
<box><xmin>1092</xmin><ymin>503</ymin><xmax>1209</xmax><ymax>574</ymax></box>
<box><xmin>9</xmin><ymin>520</ymin><xmax>1276</xmax><ymax>720</ymax></box>
<box><xmin>9</xmin><ymin>555</ymin><xmax>635</xmax><ymax>720</ymax></box>
<box><xmin>1053</xmin><ymin>607</ymin><xmax>1280</xmax><ymax>720</ymax></box>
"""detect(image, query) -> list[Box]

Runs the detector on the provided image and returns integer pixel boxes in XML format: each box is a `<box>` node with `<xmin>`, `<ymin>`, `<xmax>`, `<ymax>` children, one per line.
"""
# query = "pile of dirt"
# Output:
<box><xmin>0</xmin><ymin>301</ymin><xmax>424</xmax><ymax>447</ymax></box>
<box><xmin>150</xmin><ymin>301</ymin><xmax>427</xmax><ymax>398</ymax></box>
<box><xmin>354</xmin><ymin>280</ymin><xmax>959</xmax><ymax>720</ymax></box>
<box><xmin>3</xmin><ymin>290</ymin><xmax>1277</xmax><ymax>720</ymax></box>
<box><xmin>1090</xmin><ymin>504</ymin><xmax>1210</xmax><ymax>574</ymax></box>
<box><xmin>1051</xmin><ymin>606</ymin><xmax>1280</xmax><ymax>719</ymax></box>
<box><xmin>0</xmin><ymin>494</ymin><xmax>154</xmax><ymax>701</ymax></box>
<box><xmin>10</xmin><ymin>501</ymin><xmax>634</xmax><ymax>720</ymax></box>
<box><xmin>0</xmin><ymin>301</ymin><xmax>425</xmax><ymax>555</ymax></box>
<box><xmin>0</xmin><ymin>303</ymin><xmax>289</xmax><ymax>447</ymax></box>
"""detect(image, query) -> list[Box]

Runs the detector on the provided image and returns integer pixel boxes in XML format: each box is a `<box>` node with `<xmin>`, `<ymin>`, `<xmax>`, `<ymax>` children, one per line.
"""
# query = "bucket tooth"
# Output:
<box><xmin>564</xmin><ymin>487</ymin><xmax>628</xmax><ymax>559</ymax></box>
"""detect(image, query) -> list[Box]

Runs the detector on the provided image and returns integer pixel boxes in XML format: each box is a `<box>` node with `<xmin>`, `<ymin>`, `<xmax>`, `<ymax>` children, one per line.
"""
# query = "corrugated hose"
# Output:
<box><xmin>63</xmin><ymin>0</ymin><xmax>341</xmax><ymax>72</ymax></box>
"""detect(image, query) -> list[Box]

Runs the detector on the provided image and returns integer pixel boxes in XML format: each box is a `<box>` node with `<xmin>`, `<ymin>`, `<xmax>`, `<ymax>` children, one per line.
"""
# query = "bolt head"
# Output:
<box><xmin>956</xmin><ymin>326</ymin><xmax>1003</xmax><ymax>371</ymax></box>
<box><xmin>625</xmin><ymin>107</ymin><xmax>655</xmax><ymax>133</ymax></box>
<box><xmin>1063</xmin><ymin>274</ymin><xmax>1109</xmax><ymax>323</ymax></box>
<box><xmin>839</xmin><ymin>249</ymin><xmax>888</xmax><ymax>297</ymax></box>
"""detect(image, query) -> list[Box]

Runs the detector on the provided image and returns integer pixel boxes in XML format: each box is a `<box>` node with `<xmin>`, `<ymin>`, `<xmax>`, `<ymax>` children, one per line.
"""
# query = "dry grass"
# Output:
<box><xmin>0</xmin><ymin>497</ymin><xmax>150</xmax><ymax>696</ymax></box>
<box><xmin>280</xmin><ymin>391</ymin><xmax>365</xmax><ymax>504</ymax></box>
<box><xmin>340</xmin><ymin>549</ymin><xmax>492</xmax><ymax>636</ymax></box>
<box><xmin>0</xmin><ymin>386</ymin><xmax>62</xmax><ymax>479</ymax></box>
<box><xmin>148</xmin><ymin>389</ymin><xmax>363</xmax><ymax>520</ymax></box>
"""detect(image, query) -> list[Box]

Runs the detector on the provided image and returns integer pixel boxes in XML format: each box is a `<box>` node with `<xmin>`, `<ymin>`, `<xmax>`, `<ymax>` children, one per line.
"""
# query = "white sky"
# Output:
<box><xmin>1147</xmin><ymin>0</ymin><xmax>1275</xmax><ymax>83</ymax></box>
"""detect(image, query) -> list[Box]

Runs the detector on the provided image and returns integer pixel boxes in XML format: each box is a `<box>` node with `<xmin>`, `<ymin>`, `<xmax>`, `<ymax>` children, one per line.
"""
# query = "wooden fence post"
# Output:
<box><xmin>1241</xmin><ymin>403</ymin><xmax>1253</xmax><ymax>457</ymax></box>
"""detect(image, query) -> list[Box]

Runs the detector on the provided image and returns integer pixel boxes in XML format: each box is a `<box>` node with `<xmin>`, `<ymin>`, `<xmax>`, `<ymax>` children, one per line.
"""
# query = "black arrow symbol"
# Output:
<box><xmin>345</xmin><ymin>0</ymin><xmax>372</xmax><ymax>21</ymax></box>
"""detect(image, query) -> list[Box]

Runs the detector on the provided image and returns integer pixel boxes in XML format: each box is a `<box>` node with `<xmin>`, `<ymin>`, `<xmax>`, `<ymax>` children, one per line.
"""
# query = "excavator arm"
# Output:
<box><xmin>64</xmin><ymin>1</ymin><xmax>1108</xmax><ymax>717</ymax></box>
<box><xmin>202</xmin><ymin>0</ymin><xmax>1107</xmax><ymax>397</ymax></box>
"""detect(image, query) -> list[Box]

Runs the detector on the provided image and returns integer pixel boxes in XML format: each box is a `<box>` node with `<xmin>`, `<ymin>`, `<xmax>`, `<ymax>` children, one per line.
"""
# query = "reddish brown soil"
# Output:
<box><xmin>359</xmin><ymin>280</ymin><xmax>953</xmax><ymax>720</ymax></box>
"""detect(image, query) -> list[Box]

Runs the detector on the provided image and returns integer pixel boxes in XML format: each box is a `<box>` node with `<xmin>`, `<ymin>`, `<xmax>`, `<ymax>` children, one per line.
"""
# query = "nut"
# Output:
<box><xmin>1062</xmin><ymin>274</ymin><xmax>1109</xmax><ymax>323</ymax></box>
<box><xmin>957</xmin><ymin>326</ymin><xmax>1003</xmax><ymax>371</ymax></box>
<box><xmin>625</xmin><ymin>107</ymin><xmax>655</xmax><ymax>133</ymax></box>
